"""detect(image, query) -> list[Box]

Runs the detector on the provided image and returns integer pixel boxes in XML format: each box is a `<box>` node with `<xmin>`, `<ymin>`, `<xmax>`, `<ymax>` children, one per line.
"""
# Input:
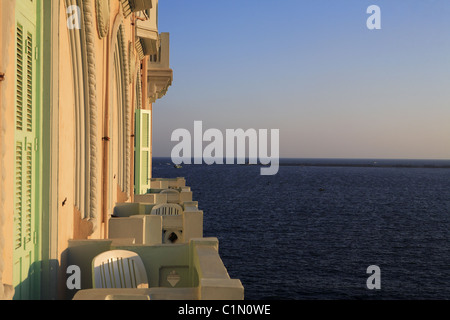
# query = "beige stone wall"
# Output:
<box><xmin>0</xmin><ymin>0</ymin><xmax>147</xmax><ymax>298</ymax></box>
<box><xmin>57</xmin><ymin>0</ymin><xmax>144</xmax><ymax>296</ymax></box>
<box><xmin>106</xmin><ymin>2</ymin><xmax>137</xmax><ymax>237</ymax></box>
<box><xmin>58</xmin><ymin>0</ymin><xmax>143</xmax><ymax>240</ymax></box>
<box><xmin>58</xmin><ymin>2</ymin><xmax>76</xmax><ymax>260</ymax></box>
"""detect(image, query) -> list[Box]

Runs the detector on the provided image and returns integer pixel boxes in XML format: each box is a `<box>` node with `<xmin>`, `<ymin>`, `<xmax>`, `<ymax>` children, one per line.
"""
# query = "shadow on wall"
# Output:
<box><xmin>13</xmin><ymin>260</ymin><xmax>41</xmax><ymax>300</ymax></box>
<box><xmin>13</xmin><ymin>257</ymin><xmax>66</xmax><ymax>300</ymax></box>
<box><xmin>65</xmin><ymin>240</ymin><xmax>113</xmax><ymax>300</ymax></box>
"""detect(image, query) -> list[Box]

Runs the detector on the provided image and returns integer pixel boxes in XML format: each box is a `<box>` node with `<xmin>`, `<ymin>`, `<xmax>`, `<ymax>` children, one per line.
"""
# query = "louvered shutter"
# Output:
<box><xmin>134</xmin><ymin>110</ymin><xmax>151</xmax><ymax>195</ymax></box>
<box><xmin>13</xmin><ymin>1</ymin><xmax>41</xmax><ymax>300</ymax></box>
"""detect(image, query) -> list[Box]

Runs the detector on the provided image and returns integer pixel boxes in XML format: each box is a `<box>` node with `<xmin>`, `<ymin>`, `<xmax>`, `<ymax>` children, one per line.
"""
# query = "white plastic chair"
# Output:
<box><xmin>92</xmin><ymin>250</ymin><xmax>149</xmax><ymax>289</ymax></box>
<box><xmin>151</xmin><ymin>203</ymin><xmax>182</xmax><ymax>216</ymax></box>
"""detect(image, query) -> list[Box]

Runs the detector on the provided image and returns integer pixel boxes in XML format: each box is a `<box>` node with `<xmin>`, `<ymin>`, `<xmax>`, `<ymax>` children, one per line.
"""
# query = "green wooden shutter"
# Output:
<box><xmin>135</xmin><ymin>110</ymin><xmax>151</xmax><ymax>195</ymax></box>
<box><xmin>13</xmin><ymin>0</ymin><xmax>41</xmax><ymax>300</ymax></box>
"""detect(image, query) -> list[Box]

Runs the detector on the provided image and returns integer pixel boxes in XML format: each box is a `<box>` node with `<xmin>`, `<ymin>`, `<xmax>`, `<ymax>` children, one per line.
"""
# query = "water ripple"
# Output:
<box><xmin>154</xmin><ymin>160</ymin><xmax>450</xmax><ymax>300</ymax></box>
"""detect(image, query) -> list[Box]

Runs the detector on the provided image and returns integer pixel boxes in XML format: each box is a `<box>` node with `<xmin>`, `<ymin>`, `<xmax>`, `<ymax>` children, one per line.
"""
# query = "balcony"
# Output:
<box><xmin>143</xmin><ymin>187</ymin><xmax>193</xmax><ymax>204</ymax></box>
<box><xmin>68</xmin><ymin>238</ymin><xmax>244</xmax><ymax>300</ymax></box>
<box><xmin>150</xmin><ymin>177</ymin><xmax>186</xmax><ymax>189</ymax></box>
<box><xmin>147</xmin><ymin>32</ymin><xmax>173</xmax><ymax>103</ymax></box>
<box><xmin>135</xmin><ymin>177</ymin><xmax>193</xmax><ymax>204</ymax></box>
<box><xmin>67</xmin><ymin>176</ymin><xmax>243</xmax><ymax>300</ymax></box>
<box><xmin>109</xmin><ymin>201</ymin><xmax>203</xmax><ymax>245</ymax></box>
<box><xmin>122</xmin><ymin>0</ymin><xmax>155</xmax><ymax>18</ymax></box>
<box><xmin>134</xmin><ymin>0</ymin><xmax>159</xmax><ymax>58</ymax></box>
<box><xmin>110</xmin><ymin>178</ymin><xmax>199</xmax><ymax>245</ymax></box>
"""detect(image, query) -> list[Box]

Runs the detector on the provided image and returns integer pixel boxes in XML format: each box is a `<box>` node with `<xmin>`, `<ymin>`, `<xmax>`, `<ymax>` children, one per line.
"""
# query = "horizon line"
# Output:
<box><xmin>152</xmin><ymin>156</ymin><xmax>450</xmax><ymax>161</ymax></box>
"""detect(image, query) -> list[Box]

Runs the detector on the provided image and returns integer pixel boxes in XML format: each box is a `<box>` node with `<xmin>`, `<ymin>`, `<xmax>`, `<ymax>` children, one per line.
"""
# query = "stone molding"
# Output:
<box><xmin>95</xmin><ymin>0</ymin><xmax>110</xmax><ymax>39</ymax></box>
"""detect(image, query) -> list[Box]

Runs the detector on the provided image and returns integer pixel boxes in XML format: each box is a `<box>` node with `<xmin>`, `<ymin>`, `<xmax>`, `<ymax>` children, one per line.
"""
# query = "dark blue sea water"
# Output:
<box><xmin>153</xmin><ymin>158</ymin><xmax>450</xmax><ymax>300</ymax></box>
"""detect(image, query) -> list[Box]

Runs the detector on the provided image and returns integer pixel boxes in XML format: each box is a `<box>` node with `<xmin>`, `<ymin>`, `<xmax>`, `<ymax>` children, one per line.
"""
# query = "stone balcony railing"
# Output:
<box><xmin>150</xmin><ymin>177</ymin><xmax>186</xmax><ymax>189</ymax></box>
<box><xmin>147</xmin><ymin>32</ymin><xmax>173</xmax><ymax>103</ymax></box>
<box><xmin>118</xmin><ymin>178</ymin><xmax>197</xmax><ymax>244</ymax></box>
<box><xmin>135</xmin><ymin>178</ymin><xmax>192</xmax><ymax>204</ymax></box>
<box><xmin>109</xmin><ymin>201</ymin><xmax>203</xmax><ymax>245</ymax></box>
<box><xmin>68</xmin><ymin>238</ymin><xmax>244</xmax><ymax>300</ymax></box>
<box><xmin>135</xmin><ymin>187</ymin><xmax>193</xmax><ymax>205</ymax></box>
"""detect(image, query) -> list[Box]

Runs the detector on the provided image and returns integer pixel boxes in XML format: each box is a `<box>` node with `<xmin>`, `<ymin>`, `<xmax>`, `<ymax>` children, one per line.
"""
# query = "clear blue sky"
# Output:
<box><xmin>153</xmin><ymin>0</ymin><xmax>450</xmax><ymax>159</ymax></box>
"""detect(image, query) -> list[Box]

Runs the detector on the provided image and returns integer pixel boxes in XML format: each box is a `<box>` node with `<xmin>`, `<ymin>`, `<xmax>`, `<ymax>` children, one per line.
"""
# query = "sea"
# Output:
<box><xmin>152</xmin><ymin>158</ymin><xmax>450</xmax><ymax>300</ymax></box>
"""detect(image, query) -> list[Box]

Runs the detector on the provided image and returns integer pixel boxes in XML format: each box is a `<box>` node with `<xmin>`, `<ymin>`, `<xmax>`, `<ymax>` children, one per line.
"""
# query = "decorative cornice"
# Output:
<box><xmin>136</xmin><ymin>70</ymin><xmax>142</xmax><ymax>109</ymax></box>
<box><xmin>129</xmin><ymin>41</ymin><xmax>136</xmax><ymax>84</ymax></box>
<box><xmin>95</xmin><ymin>0</ymin><xmax>110</xmax><ymax>39</ymax></box>
<box><xmin>82</xmin><ymin>0</ymin><xmax>99</xmax><ymax>231</ymax></box>
<box><xmin>118</xmin><ymin>24</ymin><xmax>131</xmax><ymax>197</ymax></box>
<box><xmin>65</xmin><ymin>0</ymin><xmax>84</xmax><ymax>218</ymax></box>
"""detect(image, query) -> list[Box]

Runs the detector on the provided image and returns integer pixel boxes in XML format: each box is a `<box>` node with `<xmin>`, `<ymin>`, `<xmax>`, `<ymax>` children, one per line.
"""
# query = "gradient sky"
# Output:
<box><xmin>153</xmin><ymin>0</ymin><xmax>450</xmax><ymax>159</ymax></box>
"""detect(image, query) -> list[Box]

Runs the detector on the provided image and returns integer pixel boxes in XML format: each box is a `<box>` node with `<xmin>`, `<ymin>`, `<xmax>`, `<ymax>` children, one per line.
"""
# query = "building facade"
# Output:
<box><xmin>0</xmin><ymin>0</ymin><xmax>219</xmax><ymax>300</ymax></box>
